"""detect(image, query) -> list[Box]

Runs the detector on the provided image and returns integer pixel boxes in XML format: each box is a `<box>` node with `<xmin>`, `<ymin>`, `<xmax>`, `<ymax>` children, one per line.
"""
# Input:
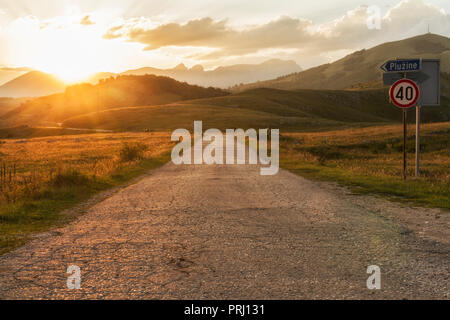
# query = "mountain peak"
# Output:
<box><xmin>0</xmin><ymin>71</ymin><xmax>66</xmax><ymax>98</ymax></box>
<box><xmin>120</xmin><ymin>59</ymin><xmax>302</xmax><ymax>88</ymax></box>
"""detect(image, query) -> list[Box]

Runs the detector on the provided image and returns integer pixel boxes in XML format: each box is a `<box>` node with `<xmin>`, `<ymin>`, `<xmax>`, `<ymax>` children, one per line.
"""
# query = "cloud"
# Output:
<box><xmin>382</xmin><ymin>0</ymin><xmax>450</xmax><ymax>35</ymax></box>
<box><xmin>103</xmin><ymin>25</ymin><xmax>124</xmax><ymax>39</ymax></box>
<box><xmin>103</xmin><ymin>0</ymin><xmax>450</xmax><ymax>63</ymax></box>
<box><xmin>104</xmin><ymin>16</ymin><xmax>315</xmax><ymax>57</ymax></box>
<box><xmin>80</xmin><ymin>15</ymin><xmax>95</xmax><ymax>26</ymax></box>
<box><xmin>317</xmin><ymin>0</ymin><xmax>450</xmax><ymax>50</ymax></box>
<box><xmin>104</xmin><ymin>17</ymin><xmax>230</xmax><ymax>47</ymax></box>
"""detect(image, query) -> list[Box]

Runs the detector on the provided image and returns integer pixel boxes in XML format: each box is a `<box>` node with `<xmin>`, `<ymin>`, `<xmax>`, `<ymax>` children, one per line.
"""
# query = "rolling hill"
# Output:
<box><xmin>0</xmin><ymin>97</ymin><xmax>27</xmax><ymax>113</ymax></box>
<box><xmin>232</xmin><ymin>34</ymin><xmax>450</xmax><ymax>92</ymax></box>
<box><xmin>0</xmin><ymin>71</ymin><xmax>66</xmax><ymax>98</ymax></box>
<box><xmin>0</xmin><ymin>74</ymin><xmax>228</xmax><ymax>127</ymax></box>
<box><xmin>61</xmin><ymin>88</ymin><xmax>450</xmax><ymax>132</ymax></box>
<box><xmin>0</xmin><ymin>97</ymin><xmax>29</xmax><ymax>128</ymax></box>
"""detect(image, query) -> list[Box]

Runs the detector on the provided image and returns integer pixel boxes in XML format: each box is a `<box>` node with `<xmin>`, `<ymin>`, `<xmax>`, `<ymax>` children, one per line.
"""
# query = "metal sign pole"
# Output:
<box><xmin>382</xmin><ymin>58</ymin><xmax>440</xmax><ymax>180</ymax></box>
<box><xmin>403</xmin><ymin>110</ymin><xmax>407</xmax><ymax>180</ymax></box>
<box><xmin>415</xmin><ymin>105</ymin><xmax>421</xmax><ymax>177</ymax></box>
<box><xmin>402</xmin><ymin>72</ymin><xmax>407</xmax><ymax>181</ymax></box>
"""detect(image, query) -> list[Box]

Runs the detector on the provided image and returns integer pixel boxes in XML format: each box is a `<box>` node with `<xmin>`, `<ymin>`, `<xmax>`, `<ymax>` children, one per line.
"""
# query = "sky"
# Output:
<box><xmin>0</xmin><ymin>0</ymin><xmax>449</xmax><ymax>82</ymax></box>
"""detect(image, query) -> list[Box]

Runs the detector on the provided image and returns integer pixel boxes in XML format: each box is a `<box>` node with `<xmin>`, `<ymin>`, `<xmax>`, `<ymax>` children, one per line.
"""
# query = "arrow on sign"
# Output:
<box><xmin>407</xmin><ymin>71</ymin><xmax>429</xmax><ymax>83</ymax></box>
<box><xmin>381</xmin><ymin>59</ymin><xmax>421</xmax><ymax>73</ymax></box>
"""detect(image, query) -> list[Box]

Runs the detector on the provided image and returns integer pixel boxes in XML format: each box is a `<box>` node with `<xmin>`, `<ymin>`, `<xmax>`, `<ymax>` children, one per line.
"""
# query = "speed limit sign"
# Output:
<box><xmin>389</xmin><ymin>79</ymin><xmax>420</xmax><ymax>108</ymax></box>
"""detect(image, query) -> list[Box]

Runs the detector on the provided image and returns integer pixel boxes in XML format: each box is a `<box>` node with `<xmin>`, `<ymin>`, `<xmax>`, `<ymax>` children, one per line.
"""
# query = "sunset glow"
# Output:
<box><xmin>5</xmin><ymin>13</ymin><xmax>114</xmax><ymax>83</ymax></box>
<box><xmin>0</xmin><ymin>0</ymin><xmax>449</xmax><ymax>303</ymax></box>
<box><xmin>0</xmin><ymin>0</ymin><xmax>449</xmax><ymax>83</ymax></box>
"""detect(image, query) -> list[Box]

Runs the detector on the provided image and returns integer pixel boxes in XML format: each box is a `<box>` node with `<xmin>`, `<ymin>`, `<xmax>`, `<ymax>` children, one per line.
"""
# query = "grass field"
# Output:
<box><xmin>280</xmin><ymin>122</ymin><xmax>450</xmax><ymax>209</ymax></box>
<box><xmin>0</xmin><ymin>132</ymin><xmax>174</xmax><ymax>255</ymax></box>
<box><xmin>62</xmin><ymin>103</ymin><xmax>350</xmax><ymax>132</ymax></box>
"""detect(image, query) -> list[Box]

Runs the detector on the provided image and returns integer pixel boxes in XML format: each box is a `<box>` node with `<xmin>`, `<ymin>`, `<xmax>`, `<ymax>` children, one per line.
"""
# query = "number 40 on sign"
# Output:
<box><xmin>389</xmin><ymin>78</ymin><xmax>420</xmax><ymax>109</ymax></box>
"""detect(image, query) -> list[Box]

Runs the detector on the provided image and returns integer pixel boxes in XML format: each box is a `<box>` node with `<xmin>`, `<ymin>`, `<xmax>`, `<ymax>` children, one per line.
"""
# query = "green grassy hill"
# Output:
<box><xmin>62</xmin><ymin>104</ymin><xmax>309</xmax><ymax>131</ymax></box>
<box><xmin>62</xmin><ymin>88</ymin><xmax>450</xmax><ymax>132</ymax></box>
<box><xmin>189</xmin><ymin>88</ymin><xmax>450</xmax><ymax>122</ymax></box>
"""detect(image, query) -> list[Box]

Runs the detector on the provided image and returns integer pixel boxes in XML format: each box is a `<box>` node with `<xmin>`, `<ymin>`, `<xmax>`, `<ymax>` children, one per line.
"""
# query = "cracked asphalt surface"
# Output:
<box><xmin>0</xmin><ymin>152</ymin><xmax>448</xmax><ymax>299</ymax></box>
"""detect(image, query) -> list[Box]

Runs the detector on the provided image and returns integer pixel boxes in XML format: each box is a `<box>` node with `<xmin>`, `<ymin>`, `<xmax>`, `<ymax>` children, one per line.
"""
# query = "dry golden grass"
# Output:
<box><xmin>283</xmin><ymin>122</ymin><xmax>450</xmax><ymax>181</ymax></box>
<box><xmin>0</xmin><ymin>131</ymin><xmax>173</xmax><ymax>205</ymax></box>
<box><xmin>281</xmin><ymin>122</ymin><xmax>450</xmax><ymax>209</ymax></box>
<box><xmin>285</xmin><ymin>122</ymin><xmax>450</xmax><ymax>145</ymax></box>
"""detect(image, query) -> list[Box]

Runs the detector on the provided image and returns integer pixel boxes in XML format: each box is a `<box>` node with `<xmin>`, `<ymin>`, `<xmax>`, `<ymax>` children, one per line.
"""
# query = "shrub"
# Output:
<box><xmin>119</xmin><ymin>142</ymin><xmax>148</xmax><ymax>162</ymax></box>
<box><xmin>51</xmin><ymin>169</ymin><xmax>90</xmax><ymax>187</ymax></box>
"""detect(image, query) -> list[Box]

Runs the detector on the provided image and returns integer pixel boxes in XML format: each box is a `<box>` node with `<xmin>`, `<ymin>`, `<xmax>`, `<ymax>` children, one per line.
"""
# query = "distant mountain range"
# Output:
<box><xmin>232</xmin><ymin>34</ymin><xmax>450</xmax><ymax>92</ymax></box>
<box><xmin>117</xmin><ymin>59</ymin><xmax>302</xmax><ymax>88</ymax></box>
<box><xmin>0</xmin><ymin>59</ymin><xmax>302</xmax><ymax>98</ymax></box>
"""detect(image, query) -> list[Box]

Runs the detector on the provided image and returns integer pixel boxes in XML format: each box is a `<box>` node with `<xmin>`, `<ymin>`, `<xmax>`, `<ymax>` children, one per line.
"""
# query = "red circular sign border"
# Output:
<box><xmin>389</xmin><ymin>78</ymin><xmax>420</xmax><ymax>109</ymax></box>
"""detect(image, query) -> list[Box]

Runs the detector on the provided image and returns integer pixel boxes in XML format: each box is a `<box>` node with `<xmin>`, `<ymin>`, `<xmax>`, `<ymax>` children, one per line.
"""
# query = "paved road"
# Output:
<box><xmin>0</xmin><ymin>154</ymin><xmax>448</xmax><ymax>299</ymax></box>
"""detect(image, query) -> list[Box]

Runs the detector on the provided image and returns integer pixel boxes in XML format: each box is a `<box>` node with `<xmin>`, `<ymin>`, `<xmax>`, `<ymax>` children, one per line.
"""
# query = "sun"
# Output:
<box><xmin>26</xmin><ymin>19</ymin><xmax>107</xmax><ymax>84</ymax></box>
<box><xmin>34</xmin><ymin>45</ymin><xmax>99</xmax><ymax>84</ymax></box>
<box><xmin>46</xmin><ymin>66</ymin><xmax>94</xmax><ymax>84</ymax></box>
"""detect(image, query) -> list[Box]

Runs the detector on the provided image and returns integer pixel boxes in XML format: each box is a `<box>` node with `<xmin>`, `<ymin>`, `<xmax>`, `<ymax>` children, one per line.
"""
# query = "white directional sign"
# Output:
<box><xmin>381</xmin><ymin>59</ymin><xmax>440</xmax><ymax>106</ymax></box>
<box><xmin>389</xmin><ymin>79</ymin><xmax>420</xmax><ymax>109</ymax></box>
